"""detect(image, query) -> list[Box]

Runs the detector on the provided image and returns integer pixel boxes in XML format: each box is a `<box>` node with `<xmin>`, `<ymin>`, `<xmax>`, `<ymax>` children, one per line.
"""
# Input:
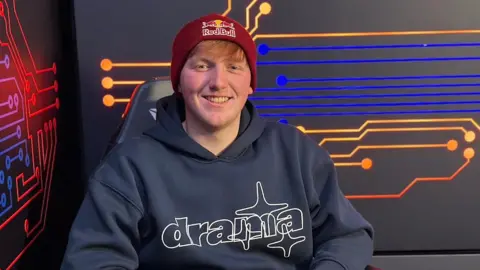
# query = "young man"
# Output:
<box><xmin>61</xmin><ymin>13</ymin><xmax>374</xmax><ymax>269</ymax></box>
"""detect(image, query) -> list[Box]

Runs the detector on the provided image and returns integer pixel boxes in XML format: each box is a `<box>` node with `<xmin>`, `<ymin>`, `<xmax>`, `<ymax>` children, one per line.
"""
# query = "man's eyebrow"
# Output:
<box><xmin>189</xmin><ymin>55</ymin><xmax>246</xmax><ymax>65</ymax></box>
<box><xmin>189</xmin><ymin>56</ymin><xmax>212</xmax><ymax>63</ymax></box>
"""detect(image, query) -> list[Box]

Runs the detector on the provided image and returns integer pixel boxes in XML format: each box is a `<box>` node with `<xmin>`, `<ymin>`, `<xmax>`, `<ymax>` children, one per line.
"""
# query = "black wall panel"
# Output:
<box><xmin>73</xmin><ymin>0</ymin><xmax>480</xmax><ymax>268</ymax></box>
<box><xmin>0</xmin><ymin>0</ymin><xmax>83</xmax><ymax>268</ymax></box>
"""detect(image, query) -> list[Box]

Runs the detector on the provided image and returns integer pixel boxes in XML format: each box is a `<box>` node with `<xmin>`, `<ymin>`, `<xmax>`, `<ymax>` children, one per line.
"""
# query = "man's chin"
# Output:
<box><xmin>201</xmin><ymin>115</ymin><xmax>239</xmax><ymax>132</ymax></box>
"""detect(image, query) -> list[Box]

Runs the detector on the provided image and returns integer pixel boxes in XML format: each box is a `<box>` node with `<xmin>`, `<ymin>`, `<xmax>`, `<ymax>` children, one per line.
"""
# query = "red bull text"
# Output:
<box><xmin>202</xmin><ymin>20</ymin><xmax>236</xmax><ymax>38</ymax></box>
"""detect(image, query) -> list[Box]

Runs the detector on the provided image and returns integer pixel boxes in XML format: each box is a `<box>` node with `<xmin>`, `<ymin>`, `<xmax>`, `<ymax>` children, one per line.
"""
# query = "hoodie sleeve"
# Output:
<box><xmin>309</xmin><ymin>152</ymin><xmax>374</xmax><ymax>270</ymax></box>
<box><xmin>60</xmin><ymin>153</ymin><xmax>145</xmax><ymax>270</ymax></box>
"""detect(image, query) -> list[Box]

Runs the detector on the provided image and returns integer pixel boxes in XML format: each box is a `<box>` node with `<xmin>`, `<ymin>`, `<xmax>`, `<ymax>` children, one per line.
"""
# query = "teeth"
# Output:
<box><xmin>205</xmin><ymin>96</ymin><xmax>230</xmax><ymax>103</ymax></box>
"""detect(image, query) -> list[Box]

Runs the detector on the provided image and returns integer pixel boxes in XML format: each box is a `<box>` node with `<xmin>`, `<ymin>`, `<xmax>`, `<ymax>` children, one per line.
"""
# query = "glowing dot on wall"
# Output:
<box><xmin>464</xmin><ymin>148</ymin><xmax>475</xmax><ymax>159</ymax></box>
<box><xmin>103</xmin><ymin>94</ymin><xmax>115</xmax><ymax>107</ymax></box>
<box><xmin>102</xmin><ymin>77</ymin><xmax>113</xmax><ymax>89</ymax></box>
<box><xmin>100</xmin><ymin>58</ymin><xmax>113</xmax><ymax>71</ymax></box>
<box><xmin>447</xmin><ymin>140</ymin><xmax>458</xmax><ymax>151</ymax></box>
<box><xmin>259</xmin><ymin>2</ymin><xmax>272</xmax><ymax>15</ymax></box>
<box><xmin>465</xmin><ymin>131</ymin><xmax>475</xmax><ymax>143</ymax></box>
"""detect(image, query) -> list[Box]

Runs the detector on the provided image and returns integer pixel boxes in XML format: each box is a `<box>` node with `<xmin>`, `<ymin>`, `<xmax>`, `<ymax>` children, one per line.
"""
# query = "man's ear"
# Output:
<box><xmin>248</xmin><ymin>86</ymin><xmax>253</xmax><ymax>95</ymax></box>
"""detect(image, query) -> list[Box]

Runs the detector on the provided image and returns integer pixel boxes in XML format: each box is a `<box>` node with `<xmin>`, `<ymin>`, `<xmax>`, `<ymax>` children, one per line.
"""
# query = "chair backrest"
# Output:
<box><xmin>103</xmin><ymin>78</ymin><xmax>174</xmax><ymax>155</ymax></box>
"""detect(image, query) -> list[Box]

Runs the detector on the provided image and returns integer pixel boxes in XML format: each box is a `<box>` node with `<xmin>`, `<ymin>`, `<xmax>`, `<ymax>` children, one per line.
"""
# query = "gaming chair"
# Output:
<box><xmin>103</xmin><ymin>77</ymin><xmax>174</xmax><ymax>155</ymax></box>
<box><xmin>103</xmin><ymin>78</ymin><xmax>381</xmax><ymax>270</ymax></box>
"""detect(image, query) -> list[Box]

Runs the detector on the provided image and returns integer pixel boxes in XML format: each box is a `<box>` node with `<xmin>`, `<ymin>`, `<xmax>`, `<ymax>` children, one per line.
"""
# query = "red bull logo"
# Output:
<box><xmin>202</xmin><ymin>19</ymin><xmax>236</xmax><ymax>38</ymax></box>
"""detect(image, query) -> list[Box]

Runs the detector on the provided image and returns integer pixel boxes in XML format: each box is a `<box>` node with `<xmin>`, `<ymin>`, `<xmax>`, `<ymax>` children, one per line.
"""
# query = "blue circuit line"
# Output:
<box><xmin>256</xmin><ymin>82</ymin><xmax>480</xmax><ymax>92</ymax></box>
<box><xmin>260</xmin><ymin>109</ymin><xmax>480</xmax><ymax>117</ymax></box>
<box><xmin>1</xmin><ymin>139</ymin><xmax>26</xmax><ymax>157</ymax></box>
<box><xmin>257</xmin><ymin>42</ymin><xmax>480</xmax><ymax>55</ymax></box>
<box><xmin>0</xmin><ymin>176</ymin><xmax>13</xmax><ymax>218</ymax></box>
<box><xmin>257</xmin><ymin>42</ymin><xmax>480</xmax><ymax>117</ymax></box>
<box><xmin>0</xmin><ymin>130</ymin><xmax>19</xmax><ymax>143</ymax></box>
<box><xmin>255</xmin><ymin>100</ymin><xmax>480</xmax><ymax>109</ymax></box>
<box><xmin>249</xmin><ymin>91</ymin><xmax>480</xmax><ymax>101</ymax></box>
<box><xmin>0</xmin><ymin>77</ymin><xmax>25</xmax><ymax>133</ymax></box>
<box><xmin>277</xmin><ymin>74</ymin><xmax>480</xmax><ymax>85</ymax></box>
<box><xmin>257</xmin><ymin>56</ymin><xmax>480</xmax><ymax>66</ymax></box>
<box><xmin>0</xmin><ymin>75</ymin><xmax>26</xmax><ymax>217</ymax></box>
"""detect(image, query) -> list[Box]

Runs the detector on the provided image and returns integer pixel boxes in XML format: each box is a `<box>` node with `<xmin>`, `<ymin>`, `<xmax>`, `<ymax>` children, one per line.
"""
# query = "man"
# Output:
<box><xmin>61</xmin><ymin>13</ymin><xmax>374</xmax><ymax>269</ymax></box>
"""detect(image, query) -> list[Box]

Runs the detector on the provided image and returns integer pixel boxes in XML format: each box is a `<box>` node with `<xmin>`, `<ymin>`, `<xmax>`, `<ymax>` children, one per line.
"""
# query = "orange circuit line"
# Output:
<box><xmin>103</xmin><ymin>94</ymin><xmax>130</xmax><ymax>107</ymax></box>
<box><xmin>245</xmin><ymin>0</ymin><xmax>258</xmax><ymax>30</ymax></box>
<box><xmin>330</xmin><ymin>143</ymin><xmax>448</xmax><ymax>159</ymax></box>
<box><xmin>346</xmin><ymin>156</ymin><xmax>472</xmax><ymax>200</ymax></box>
<box><xmin>297</xmin><ymin>118</ymin><xmax>480</xmax><ymax>134</ymax></box>
<box><xmin>252</xmin><ymin>29</ymin><xmax>480</xmax><ymax>41</ymax></box>
<box><xmin>111</xmin><ymin>62</ymin><xmax>170</xmax><ymax>68</ymax></box>
<box><xmin>335</xmin><ymin>162</ymin><xmax>362</xmax><ymax>167</ymax></box>
<box><xmin>248</xmin><ymin>3</ymin><xmax>272</xmax><ymax>36</ymax></box>
<box><xmin>222</xmin><ymin>0</ymin><xmax>232</xmax><ymax>16</ymax></box>
<box><xmin>100</xmin><ymin>58</ymin><xmax>170</xmax><ymax>71</ymax></box>
<box><xmin>318</xmin><ymin>126</ymin><xmax>467</xmax><ymax>146</ymax></box>
<box><xmin>101</xmin><ymin>77</ymin><xmax>145</xmax><ymax>89</ymax></box>
<box><xmin>99</xmin><ymin>0</ymin><xmax>271</xmax><ymax>71</ymax></box>
<box><xmin>109</xmin><ymin>80</ymin><xmax>144</xmax><ymax>86</ymax></box>
<box><xmin>335</xmin><ymin>158</ymin><xmax>373</xmax><ymax>170</ymax></box>
<box><xmin>249</xmin><ymin>13</ymin><xmax>262</xmax><ymax>35</ymax></box>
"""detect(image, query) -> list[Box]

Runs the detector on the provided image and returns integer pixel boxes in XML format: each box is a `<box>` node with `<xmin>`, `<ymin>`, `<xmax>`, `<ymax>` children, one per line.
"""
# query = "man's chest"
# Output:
<box><xmin>159</xmin><ymin>181</ymin><xmax>309</xmax><ymax>255</ymax></box>
<box><xmin>140</xmin><ymin>158</ymin><xmax>313</xmax><ymax>260</ymax></box>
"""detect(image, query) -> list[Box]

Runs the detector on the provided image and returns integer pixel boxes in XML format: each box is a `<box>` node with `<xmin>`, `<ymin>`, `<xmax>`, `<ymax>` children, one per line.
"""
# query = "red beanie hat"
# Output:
<box><xmin>170</xmin><ymin>13</ymin><xmax>257</xmax><ymax>92</ymax></box>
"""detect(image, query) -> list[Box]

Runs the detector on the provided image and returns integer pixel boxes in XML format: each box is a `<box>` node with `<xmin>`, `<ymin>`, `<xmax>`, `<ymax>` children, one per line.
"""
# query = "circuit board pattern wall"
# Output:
<box><xmin>74</xmin><ymin>0</ymin><xmax>480</xmax><ymax>253</ymax></box>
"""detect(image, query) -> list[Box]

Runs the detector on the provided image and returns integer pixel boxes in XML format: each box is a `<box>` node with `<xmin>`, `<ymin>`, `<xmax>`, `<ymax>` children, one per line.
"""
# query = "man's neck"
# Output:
<box><xmin>182</xmin><ymin>117</ymin><xmax>241</xmax><ymax>156</ymax></box>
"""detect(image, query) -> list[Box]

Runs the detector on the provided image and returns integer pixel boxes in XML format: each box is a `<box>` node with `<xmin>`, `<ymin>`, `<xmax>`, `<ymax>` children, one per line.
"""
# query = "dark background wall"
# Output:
<box><xmin>0</xmin><ymin>0</ymin><xmax>479</xmax><ymax>269</ymax></box>
<box><xmin>73</xmin><ymin>0</ymin><xmax>480</xmax><ymax>254</ymax></box>
<box><xmin>0</xmin><ymin>0</ymin><xmax>83</xmax><ymax>269</ymax></box>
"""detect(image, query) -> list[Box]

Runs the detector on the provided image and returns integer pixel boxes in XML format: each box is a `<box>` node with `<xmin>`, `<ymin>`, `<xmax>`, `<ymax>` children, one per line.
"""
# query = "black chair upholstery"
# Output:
<box><xmin>103</xmin><ymin>78</ymin><xmax>174</xmax><ymax>155</ymax></box>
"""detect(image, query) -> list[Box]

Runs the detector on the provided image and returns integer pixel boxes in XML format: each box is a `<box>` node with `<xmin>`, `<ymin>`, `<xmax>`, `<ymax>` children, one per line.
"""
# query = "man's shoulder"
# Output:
<box><xmin>264</xmin><ymin>121</ymin><xmax>318</xmax><ymax>145</ymax></box>
<box><xmin>101</xmin><ymin>135</ymin><xmax>164</xmax><ymax>163</ymax></box>
<box><xmin>264</xmin><ymin>120</ymin><xmax>305</xmax><ymax>138</ymax></box>
<box><xmin>263</xmin><ymin>121</ymin><xmax>330</xmax><ymax>158</ymax></box>
<box><xmin>91</xmin><ymin>135</ymin><xmax>166</xmax><ymax>180</ymax></box>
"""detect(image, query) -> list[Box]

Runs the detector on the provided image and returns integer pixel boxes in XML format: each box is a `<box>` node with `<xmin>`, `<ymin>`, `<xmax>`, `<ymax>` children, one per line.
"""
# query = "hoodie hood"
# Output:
<box><xmin>143</xmin><ymin>94</ymin><xmax>265</xmax><ymax>161</ymax></box>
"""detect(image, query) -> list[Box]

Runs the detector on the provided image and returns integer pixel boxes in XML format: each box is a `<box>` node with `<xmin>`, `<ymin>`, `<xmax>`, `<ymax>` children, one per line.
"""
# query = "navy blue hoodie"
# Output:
<box><xmin>61</xmin><ymin>95</ymin><xmax>374</xmax><ymax>270</ymax></box>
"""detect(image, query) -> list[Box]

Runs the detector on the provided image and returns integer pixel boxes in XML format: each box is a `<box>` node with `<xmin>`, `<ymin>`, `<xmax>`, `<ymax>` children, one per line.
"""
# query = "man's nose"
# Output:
<box><xmin>209</xmin><ymin>66</ymin><xmax>228</xmax><ymax>91</ymax></box>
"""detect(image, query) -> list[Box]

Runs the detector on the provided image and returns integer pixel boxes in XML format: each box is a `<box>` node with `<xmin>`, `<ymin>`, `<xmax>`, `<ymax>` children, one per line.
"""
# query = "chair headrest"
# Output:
<box><xmin>116</xmin><ymin>78</ymin><xmax>174</xmax><ymax>144</ymax></box>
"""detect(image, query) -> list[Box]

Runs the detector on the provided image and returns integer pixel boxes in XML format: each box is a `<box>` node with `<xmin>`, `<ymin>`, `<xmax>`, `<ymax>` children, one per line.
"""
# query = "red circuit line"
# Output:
<box><xmin>3</xmin><ymin>14</ymin><xmax>39</xmax><ymax>205</ymax></box>
<box><xmin>26</xmin><ymin>124</ymin><xmax>51</xmax><ymax>237</ymax></box>
<box><xmin>37</xmin><ymin>82</ymin><xmax>57</xmax><ymax>93</ymax></box>
<box><xmin>7</xmin><ymin>120</ymin><xmax>57</xmax><ymax>270</ymax></box>
<box><xmin>13</xmin><ymin>0</ymin><xmax>56</xmax><ymax>75</ymax></box>
<box><xmin>15</xmin><ymin>132</ymin><xmax>40</xmax><ymax>202</ymax></box>
<box><xmin>3</xmin><ymin>130</ymin><xmax>46</xmax><ymax>236</ymax></box>
<box><xmin>0</xmin><ymin>40</ymin><xmax>24</xmax><ymax>85</ymax></box>
<box><xmin>38</xmin><ymin>129</ymin><xmax>45</xmax><ymax>167</ymax></box>
<box><xmin>29</xmin><ymin>102</ymin><xmax>58</xmax><ymax>118</ymax></box>
<box><xmin>16</xmin><ymin>137</ymin><xmax>40</xmax><ymax>202</ymax></box>
<box><xmin>12</xmin><ymin>0</ymin><xmax>58</xmax><ymax>100</ymax></box>
<box><xmin>1</xmin><ymin>1</ymin><xmax>26</xmax><ymax>77</ymax></box>
<box><xmin>0</xmin><ymin>185</ymin><xmax>42</xmax><ymax>231</ymax></box>
<box><xmin>0</xmin><ymin>1</ymin><xmax>57</xmax><ymax>118</ymax></box>
<box><xmin>26</xmin><ymin>134</ymin><xmax>37</xmax><ymax>183</ymax></box>
<box><xmin>0</xmin><ymin>1</ymin><xmax>58</xmax><ymax>269</ymax></box>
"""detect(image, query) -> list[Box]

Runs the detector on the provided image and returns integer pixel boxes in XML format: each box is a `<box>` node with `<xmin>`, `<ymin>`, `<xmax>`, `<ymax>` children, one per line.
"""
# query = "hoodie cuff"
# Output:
<box><xmin>311</xmin><ymin>259</ymin><xmax>346</xmax><ymax>270</ymax></box>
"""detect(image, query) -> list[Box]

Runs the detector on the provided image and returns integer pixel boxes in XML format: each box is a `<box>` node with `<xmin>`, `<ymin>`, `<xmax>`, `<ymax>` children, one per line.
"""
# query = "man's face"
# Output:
<box><xmin>178</xmin><ymin>40</ymin><xmax>253</xmax><ymax>131</ymax></box>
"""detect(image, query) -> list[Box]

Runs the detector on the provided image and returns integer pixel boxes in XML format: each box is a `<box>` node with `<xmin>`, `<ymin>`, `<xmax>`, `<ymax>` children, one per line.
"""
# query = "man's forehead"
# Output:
<box><xmin>190</xmin><ymin>51</ymin><xmax>243</xmax><ymax>61</ymax></box>
<box><xmin>189</xmin><ymin>43</ymin><xmax>246</xmax><ymax>62</ymax></box>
